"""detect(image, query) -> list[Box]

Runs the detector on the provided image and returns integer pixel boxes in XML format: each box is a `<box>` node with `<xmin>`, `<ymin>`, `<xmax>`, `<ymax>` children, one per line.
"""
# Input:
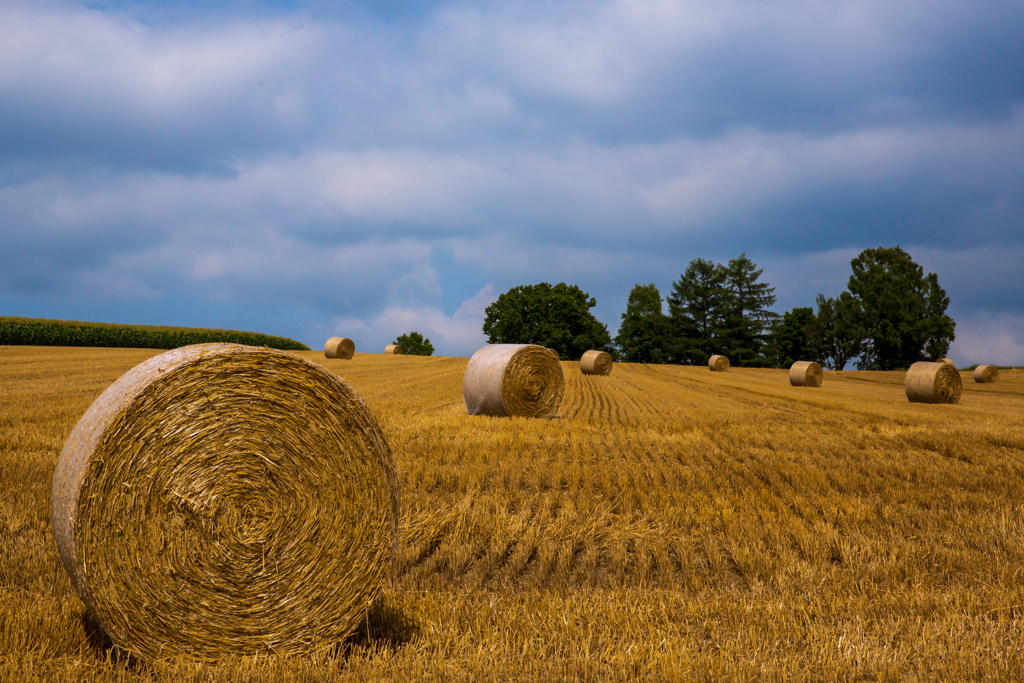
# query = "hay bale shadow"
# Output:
<box><xmin>343</xmin><ymin>598</ymin><xmax>419</xmax><ymax>653</ymax></box>
<box><xmin>81</xmin><ymin>611</ymin><xmax>113</xmax><ymax>652</ymax></box>
<box><xmin>80</xmin><ymin>611</ymin><xmax>141</xmax><ymax>670</ymax></box>
<box><xmin>79</xmin><ymin>598</ymin><xmax>418</xmax><ymax>664</ymax></box>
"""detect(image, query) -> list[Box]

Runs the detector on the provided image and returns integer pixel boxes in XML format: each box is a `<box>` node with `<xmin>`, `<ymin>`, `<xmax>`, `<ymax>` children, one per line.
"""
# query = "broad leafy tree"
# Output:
<box><xmin>483</xmin><ymin>282</ymin><xmax>614</xmax><ymax>360</ymax></box>
<box><xmin>666</xmin><ymin>258</ymin><xmax>728</xmax><ymax>365</ymax></box>
<box><xmin>719</xmin><ymin>254</ymin><xmax>779</xmax><ymax>367</ymax></box>
<box><xmin>813</xmin><ymin>293</ymin><xmax>863</xmax><ymax>370</ymax></box>
<box><xmin>847</xmin><ymin>246</ymin><xmax>955</xmax><ymax>370</ymax></box>
<box><xmin>394</xmin><ymin>331</ymin><xmax>434</xmax><ymax>356</ymax></box>
<box><xmin>615</xmin><ymin>283</ymin><xmax>671</xmax><ymax>363</ymax></box>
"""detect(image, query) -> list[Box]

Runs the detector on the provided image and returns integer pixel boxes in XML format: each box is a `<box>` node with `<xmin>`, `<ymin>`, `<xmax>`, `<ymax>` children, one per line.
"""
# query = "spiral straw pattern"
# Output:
<box><xmin>788</xmin><ymin>361</ymin><xmax>823</xmax><ymax>387</ymax></box>
<box><xmin>708</xmin><ymin>355</ymin><xmax>730</xmax><ymax>372</ymax></box>
<box><xmin>51</xmin><ymin>344</ymin><xmax>399</xmax><ymax>660</ymax></box>
<box><xmin>579</xmin><ymin>350</ymin><xmax>613</xmax><ymax>376</ymax></box>
<box><xmin>463</xmin><ymin>344</ymin><xmax>564</xmax><ymax>418</ymax></box>
<box><xmin>973</xmin><ymin>365</ymin><xmax>999</xmax><ymax>383</ymax></box>
<box><xmin>905</xmin><ymin>361</ymin><xmax>962</xmax><ymax>404</ymax></box>
<box><xmin>324</xmin><ymin>336</ymin><xmax>355</xmax><ymax>359</ymax></box>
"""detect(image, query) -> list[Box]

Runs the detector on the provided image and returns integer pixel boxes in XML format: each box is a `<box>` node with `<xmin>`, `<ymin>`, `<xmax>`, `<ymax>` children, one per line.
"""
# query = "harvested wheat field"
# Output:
<box><xmin>2</xmin><ymin>346</ymin><xmax>1024</xmax><ymax>681</ymax></box>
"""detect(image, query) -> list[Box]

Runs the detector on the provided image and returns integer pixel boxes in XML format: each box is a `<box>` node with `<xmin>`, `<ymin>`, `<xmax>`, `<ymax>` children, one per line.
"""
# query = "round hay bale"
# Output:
<box><xmin>580</xmin><ymin>350</ymin><xmax>613</xmax><ymax>376</ymax></box>
<box><xmin>544</xmin><ymin>347</ymin><xmax>560</xmax><ymax>360</ymax></box>
<box><xmin>324</xmin><ymin>336</ymin><xmax>355</xmax><ymax>359</ymax></box>
<box><xmin>939</xmin><ymin>357</ymin><xmax>955</xmax><ymax>367</ymax></box>
<box><xmin>789</xmin><ymin>360</ymin><xmax>823</xmax><ymax>387</ymax></box>
<box><xmin>50</xmin><ymin>343</ymin><xmax>399</xmax><ymax>660</ymax></box>
<box><xmin>463</xmin><ymin>344</ymin><xmax>564</xmax><ymax>418</ymax></box>
<box><xmin>974</xmin><ymin>365</ymin><xmax>999</xmax><ymax>383</ymax></box>
<box><xmin>905</xmin><ymin>361</ymin><xmax>962</xmax><ymax>404</ymax></box>
<box><xmin>384</xmin><ymin>344</ymin><xmax>402</xmax><ymax>355</ymax></box>
<box><xmin>708</xmin><ymin>355</ymin><xmax>729</xmax><ymax>372</ymax></box>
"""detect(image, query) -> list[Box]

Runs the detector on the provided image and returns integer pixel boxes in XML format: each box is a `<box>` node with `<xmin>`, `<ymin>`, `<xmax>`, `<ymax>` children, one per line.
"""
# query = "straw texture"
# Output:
<box><xmin>324</xmin><ymin>336</ymin><xmax>355</xmax><ymax>359</ymax></box>
<box><xmin>579</xmin><ymin>350</ymin><xmax>613</xmax><ymax>376</ymax></box>
<box><xmin>789</xmin><ymin>361</ymin><xmax>823</xmax><ymax>388</ymax></box>
<box><xmin>50</xmin><ymin>343</ymin><xmax>399</xmax><ymax>660</ymax></box>
<box><xmin>974</xmin><ymin>365</ymin><xmax>999</xmax><ymax>383</ymax></box>
<box><xmin>544</xmin><ymin>348</ymin><xmax>560</xmax><ymax>360</ymax></box>
<box><xmin>939</xmin><ymin>358</ymin><xmax>955</xmax><ymax>367</ymax></box>
<box><xmin>463</xmin><ymin>344</ymin><xmax>564</xmax><ymax>418</ymax></box>
<box><xmin>708</xmin><ymin>355</ymin><xmax>730</xmax><ymax>372</ymax></box>
<box><xmin>905</xmin><ymin>361</ymin><xmax>962</xmax><ymax>404</ymax></box>
<box><xmin>384</xmin><ymin>344</ymin><xmax>402</xmax><ymax>355</ymax></box>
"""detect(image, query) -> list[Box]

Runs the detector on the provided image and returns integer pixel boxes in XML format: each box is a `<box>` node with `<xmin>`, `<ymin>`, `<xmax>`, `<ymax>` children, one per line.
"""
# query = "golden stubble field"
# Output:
<box><xmin>1</xmin><ymin>346</ymin><xmax>1023</xmax><ymax>681</ymax></box>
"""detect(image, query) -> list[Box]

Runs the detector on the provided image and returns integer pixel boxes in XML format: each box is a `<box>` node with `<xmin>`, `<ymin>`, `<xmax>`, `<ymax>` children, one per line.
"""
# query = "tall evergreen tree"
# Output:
<box><xmin>847</xmin><ymin>246</ymin><xmax>955</xmax><ymax>370</ymax></box>
<box><xmin>615</xmin><ymin>283</ymin><xmax>670</xmax><ymax>363</ymax></box>
<box><xmin>773</xmin><ymin>307</ymin><xmax>818</xmax><ymax>369</ymax></box>
<box><xmin>666</xmin><ymin>259</ymin><xmax>728</xmax><ymax>365</ymax></box>
<box><xmin>719</xmin><ymin>254</ymin><xmax>779</xmax><ymax>367</ymax></box>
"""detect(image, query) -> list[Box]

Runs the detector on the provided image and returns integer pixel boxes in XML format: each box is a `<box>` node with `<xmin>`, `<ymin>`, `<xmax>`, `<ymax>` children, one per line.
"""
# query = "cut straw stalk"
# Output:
<box><xmin>973</xmin><ymin>365</ymin><xmax>999</xmax><ymax>383</ymax></box>
<box><xmin>580</xmin><ymin>350</ymin><xmax>613</xmax><ymax>376</ymax></box>
<box><xmin>708</xmin><ymin>355</ymin><xmax>730</xmax><ymax>372</ymax></box>
<box><xmin>789</xmin><ymin>361</ymin><xmax>823</xmax><ymax>387</ymax></box>
<box><xmin>51</xmin><ymin>344</ymin><xmax>399</xmax><ymax>660</ymax></box>
<box><xmin>324</xmin><ymin>336</ymin><xmax>355</xmax><ymax>359</ymax></box>
<box><xmin>905</xmin><ymin>361</ymin><xmax>962</xmax><ymax>404</ymax></box>
<box><xmin>463</xmin><ymin>344</ymin><xmax>565</xmax><ymax>418</ymax></box>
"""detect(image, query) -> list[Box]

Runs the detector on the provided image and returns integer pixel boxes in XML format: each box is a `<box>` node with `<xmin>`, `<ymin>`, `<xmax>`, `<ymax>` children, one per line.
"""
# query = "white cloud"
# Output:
<box><xmin>949</xmin><ymin>311</ymin><xmax>1024</xmax><ymax>367</ymax></box>
<box><xmin>0</xmin><ymin>3</ymin><xmax>319</xmax><ymax>132</ymax></box>
<box><xmin>1</xmin><ymin>0</ymin><xmax>1022</xmax><ymax>352</ymax></box>
<box><xmin>330</xmin><ymin>285</ymin><xmax>494</xmax><ymax>357</ymax></box>
<box><xmin>453</xmin><ymin>282</ymin><xmax>497</xmax><ymax>317</ymax></box>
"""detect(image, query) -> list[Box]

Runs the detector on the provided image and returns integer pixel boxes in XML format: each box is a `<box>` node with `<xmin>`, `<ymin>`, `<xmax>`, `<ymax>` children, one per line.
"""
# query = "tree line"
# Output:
<box><xmin>483</xmin><ymin>246</ymin><xmax>956</xmax><ymax>370</ymax></box>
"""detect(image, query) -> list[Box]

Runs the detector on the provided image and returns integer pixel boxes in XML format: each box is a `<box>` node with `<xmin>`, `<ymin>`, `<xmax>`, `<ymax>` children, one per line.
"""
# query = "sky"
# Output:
<box><xmin>1</xmin><ymin>0</ymin><xmax>1022</xmax><ymax>363</ymax></box>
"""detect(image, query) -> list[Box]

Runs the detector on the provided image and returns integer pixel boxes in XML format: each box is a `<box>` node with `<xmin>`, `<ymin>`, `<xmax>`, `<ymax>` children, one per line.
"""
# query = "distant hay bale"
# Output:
<box><xmin>905</xmin><ymin>361</ymin><xmax>962</xmax><ymax>404</ymax></box>
<box><xmin>580</xmin><ymin>350</ymin><xmax>613</xmax><ymax>376</ymax></box>
<box><xmin>50</xmin><ymin>343</ymin><xmax>399</xmax><ymax>660</ymax></box>
<box><xmin>384</xmin><ymin>344</ymin><xmax>402</xmax><ymax>355</ymax></box>
<box><xmin>708</xmin><ymin>355</ymin><xmax>730</xmax><ymax>372</ymax></box>
<box><xmin>463</xmin><ymin>344</ymin><xmax>564</xmax><ymax>418</ymax></box>
<box><xmin>974</xmin><ymin>365</ymin><xmax>999</xmax><ymax>383</ymax></box>
<box><xmin>324</xmin><ymin>336</ymin><xmax>355</xmax><ymax>359</ymax></box>
<box><xmin>789</xmin><ymin>360</ymin><xmax>823</xmax><ymax>387</ymax></box>
<box><xmin>939</xmin><ymin>357</ymin><xmax>955</xmax><ymax>367</ymax></box>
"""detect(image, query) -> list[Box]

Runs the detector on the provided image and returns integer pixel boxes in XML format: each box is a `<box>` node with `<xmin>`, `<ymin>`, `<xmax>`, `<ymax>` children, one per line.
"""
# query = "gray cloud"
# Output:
<box><xmin>1</xmin><ymin>0</ymin><xmax>1022</xmax><ymax>359</ymax></box>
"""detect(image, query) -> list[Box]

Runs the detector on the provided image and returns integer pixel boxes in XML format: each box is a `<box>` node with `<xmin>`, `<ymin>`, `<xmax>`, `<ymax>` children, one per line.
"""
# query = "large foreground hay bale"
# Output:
<box><xmin>579</xmin><ymin>350</ymin><xmax>613</xmax><ymax>376</ymax></box>
<box><xmin>708</xmin><ymin>355</ymin><xmax>729</xmax><ymax>372</ymax></box>
<box><xmin>905</xmin><ymin>361</ymin><xmax>962</xmax><ymax>404</ymax></box>
<box><xmin>51</xmin><ymin>344</ymin><xmax>399</xmax><ymax>660</ymax></box>
<box><xmin>544</xmin><ymin>347</ymin><xmax>560</xmax><ymax>360</ymax></box>
<box><xmin>789</xmin><ymin>360</ymin><xmax>823</xmax><ymax>387</ymax></box>
<box><xmin>324</xmin><ymin>336</ymin><xmax>355</xmax><ymax>359</ymax></box>
<box><xmin>463</xmin><ymin>344</ymin><xmax>564</xmax><ymax>418</ymax></box>
<box><xmin>939</xmin><ymin>357</ymin><xmax>955</xmax><ymax>367</ymax></box>
<box><xmin>384</xmin><ymin>344</ymin><xmax>402</xmax><ymax>355</ymax></box>
<box><xmin>974</xmin><ymin>365</ymin><xmax>999</xmax><ymax>383</ymax></box>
